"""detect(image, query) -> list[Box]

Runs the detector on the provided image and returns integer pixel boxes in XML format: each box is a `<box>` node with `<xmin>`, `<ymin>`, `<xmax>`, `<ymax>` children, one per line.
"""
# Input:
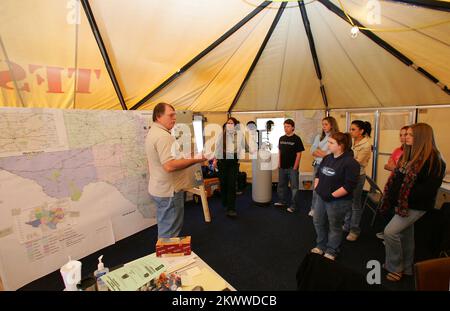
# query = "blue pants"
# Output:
<box><xmin>310</xmin><ymin>164</ymin><xmax>320</xmax><ymax>211</ymax></box>
<box><xmin>151</xmin><ymin>191</ymin><xmax>184</xmax><ymax>238</ymax></box>
<box><xmin>344</xmin><ymin>174</ymin><xmax>365</xmax><ymax>235</ymax></box>
<box><xmin>277</xmin><ymin>168</ymin><xmax>299</xmax><ymax>209</ymax></box>
<box><xmin>313</xmin><ymin>195</ymin><xmax>351</xmax><ymax>256</ymax></box>
<box><xmin>384</xmin><ymin>209</ymin><xmax>425</xmax><ymax>275</ymax></box>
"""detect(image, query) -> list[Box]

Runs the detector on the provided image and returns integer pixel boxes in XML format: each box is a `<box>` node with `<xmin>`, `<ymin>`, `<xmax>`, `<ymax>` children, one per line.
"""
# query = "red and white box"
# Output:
<box><xmin>156</xmin><ymin>236</ymin><xmax>192</xmax><ymax>257</ymax></box>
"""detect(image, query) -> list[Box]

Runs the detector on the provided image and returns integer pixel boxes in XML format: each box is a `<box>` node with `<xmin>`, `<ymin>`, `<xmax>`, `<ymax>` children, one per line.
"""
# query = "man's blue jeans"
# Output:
<box><xmin>151</xmin><ymin>191</ymin><xmax>184</xmax><ymax>238</ymax></box>
<box><xmin>277</xmin><ymin>168</ymin><xmax>299</xmax><ymax>209</ymax></box>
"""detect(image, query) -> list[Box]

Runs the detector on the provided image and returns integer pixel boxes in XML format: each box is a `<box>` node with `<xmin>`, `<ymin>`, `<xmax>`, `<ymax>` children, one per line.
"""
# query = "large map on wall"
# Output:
<box><xmin>0</xmin><ymin>107</ymin><xmax>158</xmax><ymax>290</ymax></box>
<box><xmin>286</xmin><ymin>110</ymin><xmax>325</xmax><ymax>144</ymax></box>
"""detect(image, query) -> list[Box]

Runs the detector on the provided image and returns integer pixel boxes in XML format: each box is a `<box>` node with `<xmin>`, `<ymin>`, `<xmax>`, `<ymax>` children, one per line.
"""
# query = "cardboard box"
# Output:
<box><xmin>299</xmin><ymin>172</ymin><xmax>314</xmax><ymax>190</ymax></box>
<box><xmin>204</xmin><ymin>177</ymin><xmax>220</xmax><ymax>197</ymax></box>
<box><xmin>156</xmin><ymin>236</ymin><xmax>191</xmax><ymax>257</ymax></box>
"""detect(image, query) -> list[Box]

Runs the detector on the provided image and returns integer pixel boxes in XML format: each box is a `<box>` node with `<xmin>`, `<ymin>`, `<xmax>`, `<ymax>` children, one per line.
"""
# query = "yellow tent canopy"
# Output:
<box><xmin>1</xmin><ymin>0</ymin><xmax>449</xmax><ymax>111</ymax></box>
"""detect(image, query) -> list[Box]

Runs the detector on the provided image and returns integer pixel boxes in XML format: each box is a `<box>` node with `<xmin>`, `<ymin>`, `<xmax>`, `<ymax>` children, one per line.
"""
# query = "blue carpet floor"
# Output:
<box><xmin>20</xmin><ymin>186</ymin><xmax>415</xmax><ymax>291</ymax></box>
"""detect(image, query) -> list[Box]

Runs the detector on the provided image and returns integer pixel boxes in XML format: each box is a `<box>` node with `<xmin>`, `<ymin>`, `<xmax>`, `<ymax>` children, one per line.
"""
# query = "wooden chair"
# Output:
<box><xmin>414</xmin><ymin>257</ymin><xmax>450</xmax><ymax>291</ymax></box>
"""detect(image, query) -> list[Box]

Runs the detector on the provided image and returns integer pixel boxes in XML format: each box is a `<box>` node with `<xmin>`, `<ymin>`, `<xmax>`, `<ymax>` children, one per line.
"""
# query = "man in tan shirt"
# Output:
<box><xmin>145</xmin><ymin>103</ymin><xmax>205</xmax><ymax>238</ymax></box>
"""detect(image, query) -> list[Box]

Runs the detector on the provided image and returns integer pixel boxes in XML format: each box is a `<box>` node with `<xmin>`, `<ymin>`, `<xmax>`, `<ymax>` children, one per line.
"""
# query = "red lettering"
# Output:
<box><xmin>0</xmin><ymin>61</ymin><xmax>101</xmax><ymax>94</ymax></box>
<box><xmin>29</xmin><ymin>64</ymin><xmax>45</xmax><ymax>85</ymax></box>
<box><xmin>94</xmin><ymin>69</ymin><xmax>101</xmax><ymax>79</ymax></box>
<box><xmin>67</xmin><ymin>68</ymin><xmax>100</xmax><ymax>93</ymax></box>
<box><xmin>76</xmin><ymin>68</ymin><xmax>93</xmax><ymax>93</ymax></box>
<box><xmin>46</xmin><ymin>66</ymin><xmax>64</xmax><ymax>93</ymax></box>
<box><xmin>0</xmin><ymin>60</ymin><xmax>28</xmax><ymax>91</ymax></box>
<box><xmin>67</xmin><ymin>68</ymin><xmax>76</xmax><ymax>78</ymax></box>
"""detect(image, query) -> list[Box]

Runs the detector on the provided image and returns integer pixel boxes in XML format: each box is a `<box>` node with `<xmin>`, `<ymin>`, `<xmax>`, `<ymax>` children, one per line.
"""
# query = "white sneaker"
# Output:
<box><xmin>308</xmin><ymin>210</ymin><xmax>314</xmax><ymax>217</ymax></box>
<box><xmin>274</xmin><ymin>202</ymin><xmax>285</xmax><ymax>207</ymax></box>
<box><xmin>324</xmin><ymin>253</ymin><xmax>336</xmax><ymax>261</ymax></box>
<box><xmin>310</xmin><ymin>247</ymin><xmax>324</xmax><ymax>255</ymax></box>
<box><xmin>287</xmin><ymin>207</ymin><xmax>295</xmax><ymax>213</ymax></box>
<box><xmin>346</xmin><ymin>232</ymin><xmax>359</xmax><ymax>242</ymax></box>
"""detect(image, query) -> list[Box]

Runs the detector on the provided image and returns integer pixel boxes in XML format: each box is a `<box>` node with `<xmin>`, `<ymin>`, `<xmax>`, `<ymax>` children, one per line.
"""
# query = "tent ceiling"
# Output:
<box><xmin>0</xmin><ymin>0</ymin><xmax>449</xmax><ymax>111</ymax></box>
<box><xmin>307</xmin><ymin>0</ymin><xmax>450</xmax><ymax>108</ymax></box>
<box><xmin>329</xmin><ymin>0</ymin><xmax>450</xmax><ymax>86</ymax></box>
<box><xmin>233</xmin><ymin>3</ymin><xmax>324</xmax><ymax>111</ymax></box>
<box><xmin>138</xmin><ymin>2</ymin><xmax>280</xmax><ymax>111</ymax></box>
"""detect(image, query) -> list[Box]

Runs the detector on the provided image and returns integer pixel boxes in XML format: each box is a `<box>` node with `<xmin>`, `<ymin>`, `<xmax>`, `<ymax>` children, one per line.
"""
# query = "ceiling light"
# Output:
<box><xmin>350</xmin><ymin>26</ymin><xmax>359</xmax><ymax>38</ymax></box>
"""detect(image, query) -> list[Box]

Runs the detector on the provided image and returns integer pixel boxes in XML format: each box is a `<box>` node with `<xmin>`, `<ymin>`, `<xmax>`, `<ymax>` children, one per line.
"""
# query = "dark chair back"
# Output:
<box><xmin>363</xmin><ymin>176</ymin><xmax>384</xmax><ymax>226</ymax></box>
<box><xmin>415</xmin><ymin>257</ymin><xmax>450</xmax><ymax>291</ymax></box>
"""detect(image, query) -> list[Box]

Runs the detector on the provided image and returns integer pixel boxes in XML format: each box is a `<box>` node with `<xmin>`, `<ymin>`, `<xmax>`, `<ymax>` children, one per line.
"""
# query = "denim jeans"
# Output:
<box><xmin>310</xmin><ymin>164</ymin><xmax>320</xmax><ymax>211</ymax></box>
<box><xmin>151</xmin><ymin>191</ymin><xmax>184</xmax><ymax>238</ymax></box>
<box><xmin>277</xmin><ymin>168</ymin><xmax>299</xmax><ymax>209</ymax></box>
<box><xmin>344</xmin><ymin>174</ymin><xmax>365</xmax><ymax>235</ymax></box>
<box><xmin>313</xmin><ymin>194</ymin><xmax>351</xmax><ymax>256</ymax></box>
<box><xmin>384</xmin><ymin>209</ymin><xmax>426</xmax><ymax>275</ymax></box>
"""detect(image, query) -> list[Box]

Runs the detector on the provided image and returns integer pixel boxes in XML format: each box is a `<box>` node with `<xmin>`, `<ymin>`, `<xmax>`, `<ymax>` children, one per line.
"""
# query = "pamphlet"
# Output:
<box><xmin>100</xmin><ymin>255</ymin><xmax>166</xmax><ymax>291</ymax></box>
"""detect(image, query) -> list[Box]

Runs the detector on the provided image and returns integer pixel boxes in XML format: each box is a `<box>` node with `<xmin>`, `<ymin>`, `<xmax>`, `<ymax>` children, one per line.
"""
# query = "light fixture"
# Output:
<box><xmin>350</xmin><ymin>26</ymin><xmax>359</xmax><ymax>38</ymax></box>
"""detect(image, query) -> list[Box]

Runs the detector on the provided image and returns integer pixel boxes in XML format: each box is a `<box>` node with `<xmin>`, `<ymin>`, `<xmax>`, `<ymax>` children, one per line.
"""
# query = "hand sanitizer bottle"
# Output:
<box><xmin>94</xmin><ymin>255</ymin><xmax>109</xmax><ymax>291</ymax></box>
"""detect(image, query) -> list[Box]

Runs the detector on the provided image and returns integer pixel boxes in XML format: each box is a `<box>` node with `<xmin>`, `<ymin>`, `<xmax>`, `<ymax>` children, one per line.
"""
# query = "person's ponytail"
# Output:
<box><xmin>352</xmin><ymin>120</ymin><xmax>372</xmax><ymax>137</ymax></box>
<box><xmin>363</xmin><ymin>121</ymin><xmax>372</xmax><ymax>137</ymax></box>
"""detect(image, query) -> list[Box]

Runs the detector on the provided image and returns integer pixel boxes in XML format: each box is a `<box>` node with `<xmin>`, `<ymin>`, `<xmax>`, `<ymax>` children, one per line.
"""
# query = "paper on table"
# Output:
<box><xmin>182</xmin><ymin>268</ymin><xmax>227</xmax><ymax>291</ymax></box>
<box><xmin>148</xmin><ymin>253</ymin><xmax>198</xmax><ymax>273</ymax></box>
<box><xmin>101</xmin><ymin>256</ymin><xmax>166</xmax><ymax>291</ymax></box>
<box><xmin>179</xmin><ymin>266</ymin><xmax>202</xmax><ymax>286</ymax></box>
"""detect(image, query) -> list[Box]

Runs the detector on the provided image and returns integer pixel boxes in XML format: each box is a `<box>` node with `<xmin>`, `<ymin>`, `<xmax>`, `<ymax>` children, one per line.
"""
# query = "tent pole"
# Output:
<box><xmin>131</xmin><ymin>1</ymin><xmax>271</xmax><ymax>111</ymax></box>
<box><xmin>320</xmin><ymin>84</ymin><xmax>329</xmax><ymax>109</ymax></box>
<box><xmin>330</xmin><ymin>104</ymin><xmax>450</xmax><ymax>112</ymax></box>
<box><xmin>318</xmin><ymin>0</ymin><xmax>450</xmax><ymax>96</ymax></box>
<box><xmin>345</xmin><ymin>111</ymin><xmax>350</xmax><ymax>131</ymax></box>
<box><xmin>0</xmin><ymin>36</ymin><xmax>25</xmax><ymax>107</ymax></box>
<box><xmin>372</xmin><ymin>110</ymin><xmax>380</xmax><ymax>182</ymax></box>
<box><xmin>387</xmin><ymin>0</ymin><xmax>450</xmax><ymax>12</ymax></box>
<box><xmin>228</xmin><ymin>2</ymin><xmax>287</xmax><ymax>113</ymax></box>
<box><xmin>299</xmin><ymin>1</ymin><xmax>329</xmax><ymax>110</ymax></box>
<box><xmin>299</xmin><ymin>1</ymin><xmax>321</xmax><ymax>80</ymax></box>
<box><xmin>80</xmin><ymin>0</ymin><xmax>127</xmax><ymax>110</ymax></box>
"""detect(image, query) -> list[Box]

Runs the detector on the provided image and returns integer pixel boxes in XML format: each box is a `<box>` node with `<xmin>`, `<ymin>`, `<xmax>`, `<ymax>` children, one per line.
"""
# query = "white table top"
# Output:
<box><xmin>150</xmin><ymin>251</ymin><xmax>235</xmax><ymax>291</ymax></box>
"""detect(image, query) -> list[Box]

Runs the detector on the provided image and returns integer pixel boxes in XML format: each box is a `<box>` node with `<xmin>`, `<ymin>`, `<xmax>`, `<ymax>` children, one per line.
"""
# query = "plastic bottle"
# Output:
<box><xmin>94</xmin><ymin>255</ymin><xmax>109</xmax><ymax>291</ymax></box>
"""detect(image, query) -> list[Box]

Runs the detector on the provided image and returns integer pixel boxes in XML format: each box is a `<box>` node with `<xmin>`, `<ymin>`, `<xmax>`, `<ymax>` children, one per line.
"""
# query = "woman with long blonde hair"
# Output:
<box><xmin>381</xmin><ymin>123</ymin><xmax>446</xmax><ymax>282</ymax></box>
<box><xmin>309</xmin><ymin>116</ymin><xmax>339</xmax><ymax>217</ymax></box>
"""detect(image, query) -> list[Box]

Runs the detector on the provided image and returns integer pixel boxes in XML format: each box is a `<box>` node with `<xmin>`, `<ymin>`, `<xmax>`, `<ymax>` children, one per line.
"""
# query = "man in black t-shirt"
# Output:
<box><xmin>275</xmin><ymin>119</ymin><xmax>305</xmax><ymax>212</ymax></box>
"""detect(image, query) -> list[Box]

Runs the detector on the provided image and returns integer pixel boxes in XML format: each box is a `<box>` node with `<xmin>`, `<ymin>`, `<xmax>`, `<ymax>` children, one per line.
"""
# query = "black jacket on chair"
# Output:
<box><xmin>296</xmin><ymin>253</ymin><xmax>385</xmax><ymax>291</ymax></box>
